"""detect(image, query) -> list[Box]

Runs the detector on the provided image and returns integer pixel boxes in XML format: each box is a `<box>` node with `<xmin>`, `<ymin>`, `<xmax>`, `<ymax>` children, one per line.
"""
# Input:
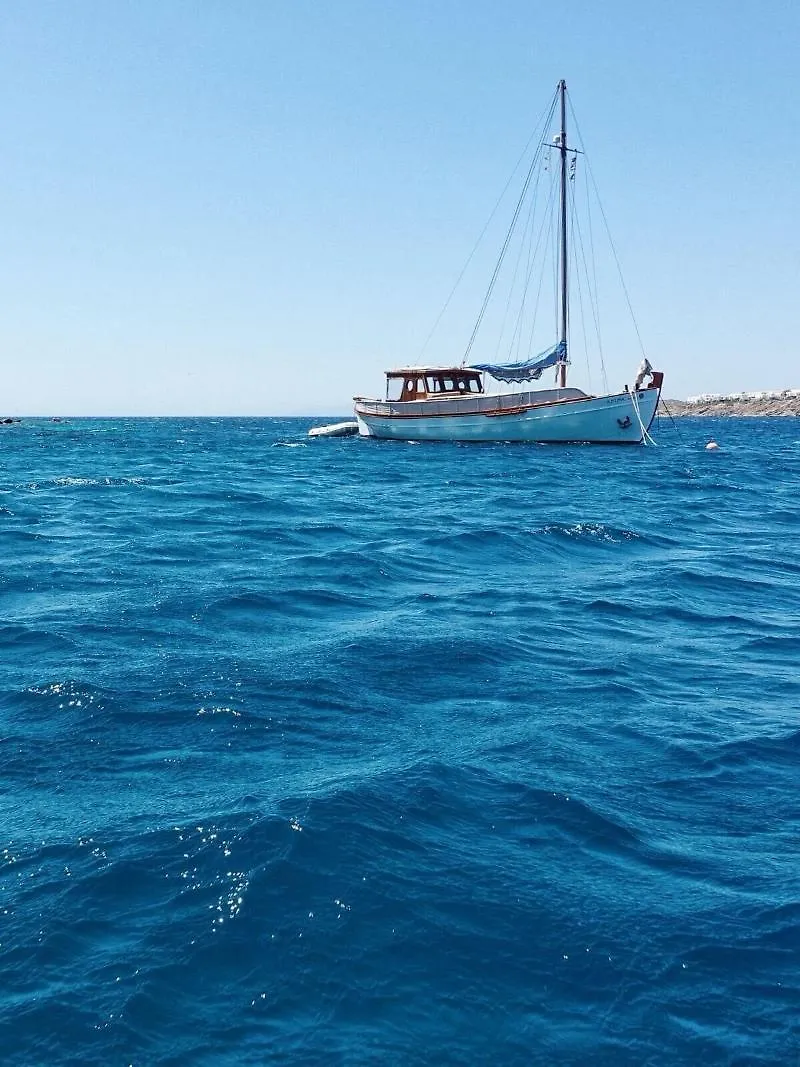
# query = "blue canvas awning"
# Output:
<box><xmin>469</xmin><ymin>341</ymin><xmax>566</xmax><ymax>383</ymax></box>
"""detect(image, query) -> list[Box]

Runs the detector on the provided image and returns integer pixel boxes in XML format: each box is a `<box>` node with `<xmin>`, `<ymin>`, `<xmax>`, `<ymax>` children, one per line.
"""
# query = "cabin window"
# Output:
<box><xmin>398</xmin><ymin>377</ymin><xmax>427</xmax><ymax>401</ymax></box>
<box><xmin>388</xmin><ymin>373</ymin><xmax>479</xmax><ymax>399</ymax></box>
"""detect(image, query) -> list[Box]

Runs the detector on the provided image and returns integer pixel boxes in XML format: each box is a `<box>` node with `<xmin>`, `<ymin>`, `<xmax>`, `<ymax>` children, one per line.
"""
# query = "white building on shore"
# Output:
<box><xmin>686</xmin><ymin>389</ymin><xmax>800</xmax><ymax>405</ymax></box>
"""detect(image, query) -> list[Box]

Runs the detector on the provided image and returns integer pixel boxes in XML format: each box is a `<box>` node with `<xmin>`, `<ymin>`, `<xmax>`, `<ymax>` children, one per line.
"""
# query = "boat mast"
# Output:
<box><xmin>558</xmin><ymin>79</ymin><xmax>568</xmax><ymax>388</ymax></box>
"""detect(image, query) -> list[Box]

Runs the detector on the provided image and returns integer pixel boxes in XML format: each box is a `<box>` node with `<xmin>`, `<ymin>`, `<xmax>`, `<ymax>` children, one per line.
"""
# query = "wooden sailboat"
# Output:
<box><xmin>353</xmin><ymin>80</ymin><xmax>662</xmax><ymax>444</ymax></box>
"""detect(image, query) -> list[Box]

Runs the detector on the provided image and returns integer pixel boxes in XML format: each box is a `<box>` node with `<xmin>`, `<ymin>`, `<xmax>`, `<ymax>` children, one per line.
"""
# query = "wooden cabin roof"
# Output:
<box><xmin>384</xmin><ymin>367</ymin><xmax>482</xmax><ymax>378</ymax></box>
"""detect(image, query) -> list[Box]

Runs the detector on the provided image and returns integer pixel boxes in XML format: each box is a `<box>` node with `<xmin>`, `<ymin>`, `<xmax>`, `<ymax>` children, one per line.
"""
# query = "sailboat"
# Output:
<box><xmin>353</xmin><ymin>80</ymin><xmax>662</xmax><ymax>444</ymax></box>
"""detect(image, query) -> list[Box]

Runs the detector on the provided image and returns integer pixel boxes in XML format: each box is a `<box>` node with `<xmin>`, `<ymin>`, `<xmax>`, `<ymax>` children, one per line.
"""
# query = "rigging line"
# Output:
<box><xmin>587</xmin><ymin>159</ymin><xmax>649</xmax><ymax>361</ymax></box>
<box><xmin>419</xmin><ymin>88</ymin><xmax>560</xmax><ymax>360</ymax></box>
<box><xmin>493</xmin><ymin>150</ymin><xmax>545</xmax><ymax>359</ymax></box>
<box><xmin>659</xmin><ymin>398</ymin><xmax>685</xmax><ymax>440</ymax></box>
<box><xmin>526</xmin><ymin>161</ymin><xmax>558</xmax><ymax>358</ymax></box>
<box><xmin>524</xmin><ymin>165</ymin><xmax>558</xmax><ymax>359</ymax></box>
<box><xmin>513</xmin><ymin>157</ymin><xmax>548</xmax><ymax>362</ymax></box>
<box><xmin>514</xmin><ymin>195</ymin><xmax>539</xmax><ymax>363</ymax></box>
<box><xmin>569</xmin><ymin>177</ymin><xmax>608</xmax><ymax>393</ymax></box>
<box><xmin>517</xmin><ymin>155</ymin><xmax>562</xmax><ymax>361</ymax></box>
<box><xmin>507</xmin><ymin>163</ymin><xmax>558</xmax><ymax>361</ymax></box>
<box><xmin>504</xmin><ymin>158</ymin><xmax>553</xmax><ymax>361</ymax></box>
<box><xmin>516</xmin><ymin>133</ymin><xmax>561</xmax><ymax>361</ymax></box>
<box><xmin>513</xmin><ymin>185</ymin><xmax>539</xmax><ymax>362</ymax></box>
<box><xmin>567</xmin><ymin>93</ymin><xmax>602</xmax><ymax>337</ymax></box>
<box><xmin>568</xmin><ymin>193</ymin><xmax>592</xmax><ymax>392</ymax></box>
<box><xmin>551</xmin><ymin>160</ymin><xmax>559</xmax><ymax>343</ymax></box>
<box><xmin>565</xmin><ymin>103</ymin><xmax>606</xmax><ymax>392</ymax></box>
<box><xmin>567</xmin><ymin>92</ymin><xmax>649</xmax><ymax>361</ymax></box>
<box><xmin>507</xmin><ymin>188</ymin><xmax>539</xmax><ymax>362</ymax></box>
<box><xmin>461</xmin><ymin>97</ymin><xmax>558</xmax><ymax>365</ymax></box>
<box><xmin>583</xmin><ymin>141</ymin><xmax>601</xmax><ymax>363</ymax></box>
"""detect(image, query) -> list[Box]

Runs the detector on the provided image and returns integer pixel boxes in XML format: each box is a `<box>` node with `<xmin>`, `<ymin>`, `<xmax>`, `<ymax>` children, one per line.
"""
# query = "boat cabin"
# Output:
<box><xmin>385</xmin><ymin>367</ymin><xmax>484</xmax><ymax>402</ymax></box>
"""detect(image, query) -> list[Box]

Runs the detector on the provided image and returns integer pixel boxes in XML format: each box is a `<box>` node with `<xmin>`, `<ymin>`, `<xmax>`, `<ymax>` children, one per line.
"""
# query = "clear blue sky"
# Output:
<box><xmin>1</xmin><ymin>0</ymin><xmax>798</xmax><ymax>415</ymax></box>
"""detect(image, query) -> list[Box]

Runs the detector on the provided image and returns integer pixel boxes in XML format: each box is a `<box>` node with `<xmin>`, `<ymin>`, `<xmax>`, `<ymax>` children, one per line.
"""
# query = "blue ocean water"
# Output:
<box><xmin>1</xmin><ymin>415</ymin><xmax>798</xmax><ymax>1065</ymax></box>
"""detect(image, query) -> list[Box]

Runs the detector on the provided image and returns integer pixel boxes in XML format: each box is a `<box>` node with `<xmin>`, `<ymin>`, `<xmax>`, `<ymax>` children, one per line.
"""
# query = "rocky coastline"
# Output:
<box><xmin>663</xmin><ymin>394</ymin><xmax>800</xmax><ymax>417</ymax></box>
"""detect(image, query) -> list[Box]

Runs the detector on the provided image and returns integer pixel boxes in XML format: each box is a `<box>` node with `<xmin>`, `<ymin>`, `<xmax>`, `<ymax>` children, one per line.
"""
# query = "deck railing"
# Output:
<box><xmin>354</xmin><ymin>387</ymin><xmax>587</xmax><ymax>418</ymax></box>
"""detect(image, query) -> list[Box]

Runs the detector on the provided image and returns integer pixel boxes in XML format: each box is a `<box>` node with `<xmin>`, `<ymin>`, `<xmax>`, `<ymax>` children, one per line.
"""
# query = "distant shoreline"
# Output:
<box><xmin>663</xmin><ymin>398</ymin><xmax>800</xmax><ymax>417</ymax></box>
<box><xmin>1</xmin><ymin>403</ymin><xmax>798</xmax><ymax>420</ymax></box>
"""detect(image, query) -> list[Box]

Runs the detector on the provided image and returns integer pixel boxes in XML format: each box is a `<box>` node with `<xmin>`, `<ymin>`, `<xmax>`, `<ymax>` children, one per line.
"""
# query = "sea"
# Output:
<box><xmin>1</xmin><ymin>415</ymin><xmax>798</xmax><ymax>1066</ymax></box>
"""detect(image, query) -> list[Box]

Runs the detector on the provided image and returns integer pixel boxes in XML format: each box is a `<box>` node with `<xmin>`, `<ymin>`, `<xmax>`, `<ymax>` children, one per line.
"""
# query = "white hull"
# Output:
<box><xmin>355</xmin><ymin>386</ymin><xmax>660</xmax><ymax>444</ymax></box>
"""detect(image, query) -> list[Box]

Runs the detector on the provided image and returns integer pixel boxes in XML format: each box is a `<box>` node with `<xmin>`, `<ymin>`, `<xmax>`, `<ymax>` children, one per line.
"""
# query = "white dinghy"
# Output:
<box><xmin>308</xmin><ymin>421</ymin><xmax>360</xmax><ymax>438</ymax></box>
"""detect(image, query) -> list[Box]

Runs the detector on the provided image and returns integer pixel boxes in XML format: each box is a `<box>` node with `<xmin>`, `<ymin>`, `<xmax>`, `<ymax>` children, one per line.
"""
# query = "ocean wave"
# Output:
<box><xmin>205</xmin><ymin>587</ymin><xmax>373</xmax><ymax>620</ymax></box>
<box><xmin>20</xmin><ymin>476</ymin><xmax>154</xmax><ymax>492</ymax></box>
<box><xmin>0</xmin><ymin>625</ymin><xmax>76</xmax><ymax>653</ymax></box>
<box><xmin>530</xmin><ymin>520</ymin><xmax>650</xmax><ymax>543</ymax></box>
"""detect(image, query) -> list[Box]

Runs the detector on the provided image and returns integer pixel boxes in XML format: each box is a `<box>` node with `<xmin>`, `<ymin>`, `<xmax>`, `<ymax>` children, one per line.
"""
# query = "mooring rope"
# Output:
<box><xmin>630</xmin><ymin>388</ymin><xmax>657</xmax><ymax>446</ymax></box>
